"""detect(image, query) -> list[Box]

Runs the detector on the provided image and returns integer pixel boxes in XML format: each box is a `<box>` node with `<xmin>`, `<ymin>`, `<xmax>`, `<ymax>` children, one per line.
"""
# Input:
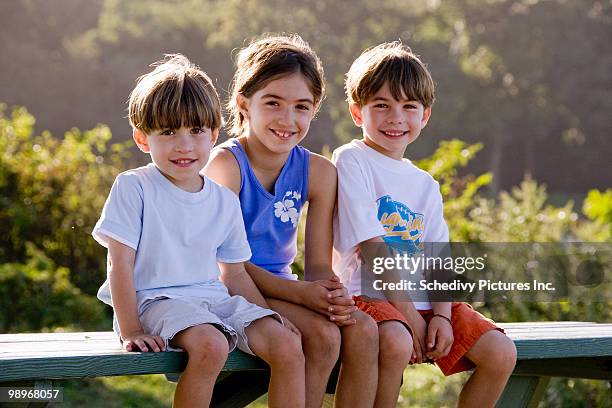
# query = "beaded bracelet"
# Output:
<box><xmin>432</xmin><ymin>314</ymin><xmax>453</xmax><ymax>326</ymax></box>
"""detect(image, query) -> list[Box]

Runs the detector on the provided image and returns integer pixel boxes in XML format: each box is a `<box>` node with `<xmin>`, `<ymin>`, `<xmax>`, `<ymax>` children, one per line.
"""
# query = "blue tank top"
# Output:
<box><xmin>220</xmin><ymin>139</ymin><xmax>310</xmax><ymax>279</ymax></box>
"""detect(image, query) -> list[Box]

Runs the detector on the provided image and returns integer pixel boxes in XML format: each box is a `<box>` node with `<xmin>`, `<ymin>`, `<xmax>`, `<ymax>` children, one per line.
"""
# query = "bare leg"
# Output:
<box><xmin>335</xmin><ymin>310</ymin><xmax>379</xmax><ymax>408</ymax></box>
<box><xmin>267</xmin><ymin>298</ymin><xmax>341</xmax><ymax>408</ymax></box>
<box><xmin>170</xmin><ymin>324</ymin><xmax>229</xmax><ymax>408</ymax></box>
<box><xmin>458</xmin><ymin>330</ymin><xmax>517</xmax><ymax>408</ymax></box>
<box><xmin>373</xmin><ymin>321</ymin><xmax>412</xmax><ymax>408</ymax></box>
<box><xmin>245</xmin><ymin>315</ymin><xmax>305</xmax><ymax>408</ymax></box>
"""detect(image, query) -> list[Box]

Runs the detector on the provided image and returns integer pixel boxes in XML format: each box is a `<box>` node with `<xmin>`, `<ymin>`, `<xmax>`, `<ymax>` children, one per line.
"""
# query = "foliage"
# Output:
<box><xmin>0</xmin><ymin>104</ymin><xmax>131</xmax><ymax>294</ymax></box>
<box><xmin>0</xmin><ymin>243</ymin><xmax>106</xmax><ymax>332</ymax></box>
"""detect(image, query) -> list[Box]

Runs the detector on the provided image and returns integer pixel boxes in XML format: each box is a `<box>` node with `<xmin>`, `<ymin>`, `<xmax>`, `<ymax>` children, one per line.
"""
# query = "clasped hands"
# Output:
<box><xmin>300</xmin><ymin>275</ymin><xmax>357</xmax><ymax>326</ymax></box>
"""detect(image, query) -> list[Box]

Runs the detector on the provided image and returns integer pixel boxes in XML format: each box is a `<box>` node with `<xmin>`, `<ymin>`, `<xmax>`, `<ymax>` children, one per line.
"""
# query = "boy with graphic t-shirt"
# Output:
<box><xmin>332</xmin><ymin>43</ymin><xmax>517</xmax><ymax>408</ymax></box>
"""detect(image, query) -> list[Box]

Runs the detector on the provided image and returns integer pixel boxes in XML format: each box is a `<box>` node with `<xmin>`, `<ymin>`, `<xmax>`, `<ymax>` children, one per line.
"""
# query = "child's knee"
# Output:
<box><xmin>180</xmin><ymin>325</ymin><xmax>229</xmax><ymax>368</ymax></box>
<box><xmin>379</xmin><ymin>323</ymin><xmax>412</xmax><ymax>367</ymax></box>
<box><xmin>268</xmin><ymin>328</ymin><xmax>305</xmax><ymax>368</ymax></box>
<box><xmin>478</xmin><ymin>333</ymin><xmax>517</xmax><ymax>374</ymax></box>
<box><xmin>304</xmin><ymin>318</ymin><xmax>341</xmax><ymax>358</ymax></box>
<box><xmin>353</xmin><ymin>311</ymin><xmax>379</xmax><ymax>345</ymax></box>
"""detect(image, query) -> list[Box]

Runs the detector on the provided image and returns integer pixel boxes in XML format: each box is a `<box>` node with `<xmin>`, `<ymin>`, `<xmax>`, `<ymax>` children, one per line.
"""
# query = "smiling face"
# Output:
<box><xmin>237</xmin><ymin>72</ymin><xmax>316</xmax><ymax>155</ymax></box>
<box><xmin>133</xmin><ymin>125</ymin><xmax>219</xmax><ymax>192</ymax></box>
<box><xmin>350</xmin><ymin>82</ymin><xmax>431</xmax><ymax>160</ymax></box>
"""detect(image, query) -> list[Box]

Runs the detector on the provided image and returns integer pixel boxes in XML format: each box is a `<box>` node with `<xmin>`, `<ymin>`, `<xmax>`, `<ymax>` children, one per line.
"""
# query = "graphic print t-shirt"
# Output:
<box><xmin>332</xmin><ymin>139</ymin><xmax>449</xmax><ymax>310</ymax></box>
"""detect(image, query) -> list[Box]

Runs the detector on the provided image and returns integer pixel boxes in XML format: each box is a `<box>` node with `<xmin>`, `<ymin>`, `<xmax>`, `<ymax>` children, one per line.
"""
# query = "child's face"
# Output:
<box><xmin>238</xmin><ymin>72</ymin><xmax>316</xmax><ymax>155</ymax></box>
<box><xmin>133</xmin><ymin>125</ymin><xmax>219</xmax><ymax>192</ymax></box>
<box><xmin>350</xmin><ymin>82</ymin><xmax>431</xmax><ymax>160</ymax></box>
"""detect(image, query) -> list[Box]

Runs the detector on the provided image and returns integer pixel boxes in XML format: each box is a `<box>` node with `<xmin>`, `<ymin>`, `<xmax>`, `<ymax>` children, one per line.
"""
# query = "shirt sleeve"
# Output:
<box><xmin>92</xmin><ymin>173</ymin><xmax>143</xmax><ymax>250</ymax></box>
<box><xmin>217</xmin><ymin>193</ymin><xmax>252</xmax><ymax>263</ymax></box>
<box><xmin>334</xmin><ymin>153</ymin><xmax>386</xmax><ymax>253</ymax></box>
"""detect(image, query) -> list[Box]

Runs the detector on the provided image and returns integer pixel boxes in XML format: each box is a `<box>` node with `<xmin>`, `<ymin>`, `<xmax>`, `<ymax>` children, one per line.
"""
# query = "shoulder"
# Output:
<box><xmin>309</xmin><ymin>152</ymin><xmax>337</xmax><ymax>182</ymax></box>
<box><xmin>308</xmin><ymin>153</ymin><xmax>337</xmax><ymax>201</ymax></box>
<box><xmin>204</xmin><ymin>145</ymin><xmax>241</xmax><ymax>195</ymax></box>
<box><xmin>408</xmin><ymin>161</ymin><xmax>441</xmax><ymax>190</ymax></box>
<box><xmin>112</xmin><ymin>166</ymin><xmax>149</xmax><ymax>193</ymax></box>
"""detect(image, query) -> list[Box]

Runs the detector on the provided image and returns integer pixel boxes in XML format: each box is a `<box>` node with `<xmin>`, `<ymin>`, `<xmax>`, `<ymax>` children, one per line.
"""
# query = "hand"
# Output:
<box><xmin>403</xmin><ymin>311</ymin><xmax>428</xmax><ymax>364</ymax></box>
<box><xmin>327</xmin><ymin>276</ymin><xmax>357</xmax><ymax>326</ymax></box>
<box><xmin>122</xmin><ymin>331</ymin><xmax>165</xmax><ymax>353</ymax></box>
<box><xmin>425</xmin><ymin>315</ymin><xmax>454</xmax><ymax>361</ymax></box>
<box><xmin>280</xmin><ymin>315</ymin><xmax>302</xmax><ymax>338</ymax></box>
<box><xmin>299</xmin><ymin>277</ymin><xmax>356</xmax><ymax>322</ymax></box>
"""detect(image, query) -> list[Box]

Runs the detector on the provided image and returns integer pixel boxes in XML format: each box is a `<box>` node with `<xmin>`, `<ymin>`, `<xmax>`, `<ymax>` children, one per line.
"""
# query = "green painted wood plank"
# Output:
<box><xmin>0</xmin><ymin>350</ymin><xmax>267</xmax><ymax>382</ymax></box>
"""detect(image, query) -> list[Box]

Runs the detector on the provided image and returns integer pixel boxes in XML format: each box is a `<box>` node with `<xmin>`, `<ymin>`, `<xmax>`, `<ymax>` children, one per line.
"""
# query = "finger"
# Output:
<box><xmin>335</xmin><ymin>318</ymin><xmax>357</xmax><ymax>326</ymax></box>
<box><xmin>426</xmin><ymin>325</ymin><xmax>437</xmax><ymax>351</ymax></box>
<box><xmin>153</xmin><ymin>336</ymin><xmax>166</xmax><ymax>351</ymax></box>
<box><xmin>330</xmin><ymin>313</ymin><xmax>353</xmax><ymax>323</ymax></box>
<box><xmin>413</xmin><ymin>339</ymin><xmax>423</xmax><ymax>363</ymax></box>
<box><xmin>124</xmin><ymin>341</ymin><xmax>134</xmax><ymax>352</ymax></box>
<box><xmin>328</xmin><ymin>296</ymin><xmax>355</xmax><ymax>306</ymax></box>
<box><xmin>135</xmin><ymin>340</ymin><xmax>148</xmax><ymax>352</ymax></box>
<box><xmin>146</xmin><ymin>337</ymin><xmax>162</xmax><ymax>352</ymax></box>
<box><xmin>329</xmin><ymin>306</ymin><xmax>357</xmax><ymax>316</ymax></box>
<box><xmin>320</xmin><ymin>281</ymin><xmax>344</xmax><ymax>291</ymax></box>
<box><xmin>330</xmin><ymin>275</ymin><xmax>340</xmax><ymax>282</ymax></box>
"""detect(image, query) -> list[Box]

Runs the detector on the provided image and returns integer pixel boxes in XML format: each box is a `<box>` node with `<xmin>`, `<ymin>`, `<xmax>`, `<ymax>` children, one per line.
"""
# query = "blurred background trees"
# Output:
<box><xmin>1</xmin><ymin>0</ymin><xmax>610</xmax><ymax>406</ymax></box>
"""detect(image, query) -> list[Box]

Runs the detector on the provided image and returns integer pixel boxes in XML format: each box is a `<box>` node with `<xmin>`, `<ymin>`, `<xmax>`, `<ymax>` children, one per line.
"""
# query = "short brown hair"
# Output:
<box><xmin>128</xmin><ymin>54</ymin><xmax>222</xmax><ymax>134</ymax></box>
<box><xmin>227</xmin><ymin>34</ymin><xmax>325</xmax><ymax>136</ymax></box>
<box><xmin>345</xmin><ymin>42</ymin><xmax>435</xmax><ymax>108</ymax></box>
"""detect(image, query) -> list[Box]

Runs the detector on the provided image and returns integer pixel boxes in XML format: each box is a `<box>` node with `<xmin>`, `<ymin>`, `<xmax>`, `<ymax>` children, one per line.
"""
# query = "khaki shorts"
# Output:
<box><xmin>115</xmin><ymin>294</ymin><xmax>279</xmax><ymax>355</ymax></box>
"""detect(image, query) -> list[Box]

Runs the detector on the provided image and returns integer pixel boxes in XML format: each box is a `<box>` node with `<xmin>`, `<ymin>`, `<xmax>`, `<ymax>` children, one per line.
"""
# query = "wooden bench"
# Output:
<box><xmin>1</xmin><ymin>322</ymin><xmax>611</xmax><ymax>407</ymax></box>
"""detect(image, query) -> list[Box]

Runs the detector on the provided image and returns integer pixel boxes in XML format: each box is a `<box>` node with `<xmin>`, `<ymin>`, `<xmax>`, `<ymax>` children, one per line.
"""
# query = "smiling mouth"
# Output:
<box><xmin>380</xmin><ymin>130</ymin><xmax>409</xmax><ymax>138</ymax></box>
<box><xmin>170</xmin><ymin>159</ymin><xmax>197</xmax><ymax>167</ymax></box>
<box><xmin>271</xmin><ymin>129</ymin><xmax>297</xmax><ymax>139</ymax></box>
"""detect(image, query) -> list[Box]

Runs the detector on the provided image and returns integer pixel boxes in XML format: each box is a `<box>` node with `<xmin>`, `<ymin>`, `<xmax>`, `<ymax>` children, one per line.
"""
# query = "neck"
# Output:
<box><xmin>239</xmin><ymin>134</ymin><xmax>290</xmax><ymax>173</ymax></box>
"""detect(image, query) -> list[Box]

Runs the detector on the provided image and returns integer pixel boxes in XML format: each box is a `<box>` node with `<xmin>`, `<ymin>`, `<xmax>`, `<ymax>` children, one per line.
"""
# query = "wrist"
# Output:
<box><xmin>431</xmin><ymin>314</ymin><xmax>453</xmax><ymax>326</ymax></box>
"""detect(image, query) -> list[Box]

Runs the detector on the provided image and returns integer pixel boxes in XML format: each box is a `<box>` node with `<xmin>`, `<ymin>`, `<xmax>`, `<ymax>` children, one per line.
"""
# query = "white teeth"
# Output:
<box><xmin>382</xmin><ymin>130</ymin><xmax>406</xmax><ymax>137</ymax></box>
<box><xmin>174</xmin><ymin>159</ymin><xmax>193</xmax><ymax>164</ymax></box>
<box><xmin>273</xmin><ymin>130</ymin><xmax>293</xmax><ymax>138</ymax></box>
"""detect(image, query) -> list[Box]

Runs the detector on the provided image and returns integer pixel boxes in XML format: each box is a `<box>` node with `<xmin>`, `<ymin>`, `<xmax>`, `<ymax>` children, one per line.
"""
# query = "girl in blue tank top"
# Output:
<box><xmin>205</xmin><ymin>34</ymin><xmax>379</xmax><ymax>407</ymax></box>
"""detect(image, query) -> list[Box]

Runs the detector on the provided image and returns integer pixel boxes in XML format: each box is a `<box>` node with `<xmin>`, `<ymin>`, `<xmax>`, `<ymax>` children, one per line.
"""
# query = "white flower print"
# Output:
<box><xmin>274</xmin><ymin>190</ymin><xmax>301</xmax><ymax>226</ymax></box>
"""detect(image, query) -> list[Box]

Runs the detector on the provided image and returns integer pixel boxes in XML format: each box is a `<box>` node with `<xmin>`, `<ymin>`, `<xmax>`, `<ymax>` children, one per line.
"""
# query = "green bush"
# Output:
<box><xmin>0</xmin><ymin>243</ymin><xmax>106</xmax><ymax>332</ymax></box>
<box><xmin>0</xmin><ymin>104</ymin><xmax>131</xmax><ymax>294</ymax></box>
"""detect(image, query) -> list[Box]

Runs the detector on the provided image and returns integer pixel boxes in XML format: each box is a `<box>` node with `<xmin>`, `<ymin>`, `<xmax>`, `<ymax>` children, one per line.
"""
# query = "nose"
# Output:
<box><xmin>174</xmin><ymin>130</ymin><xmax>194</xmax><ymax>152</ymax></box>
<box><xmin>386</xmin><ymin>107</ymin><xmax>404</xmax><ymax>124</ymax></box>
<box><xmin>277</xmin><ymin>106</ymin><xmax>295</xmax><ymax>127</ymax></box>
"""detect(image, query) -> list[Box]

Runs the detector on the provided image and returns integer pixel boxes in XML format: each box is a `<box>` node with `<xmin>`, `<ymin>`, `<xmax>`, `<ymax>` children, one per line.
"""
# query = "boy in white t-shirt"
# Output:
<box><xmin>93</xmin><ymin>54</ymin><xmax>305</xmax><ymax>408</ymax></box>
<box><xmin>332</xmin><ymin>43</ymin><xmax>517</xmax><ymax>407</ymax></box>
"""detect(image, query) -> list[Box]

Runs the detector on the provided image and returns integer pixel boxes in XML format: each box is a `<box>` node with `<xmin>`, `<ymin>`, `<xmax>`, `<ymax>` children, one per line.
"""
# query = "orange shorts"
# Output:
<box><xmin>353</xmin><ymin>297</ymin><xmax>503</xmax><ymax>376</ymax></box>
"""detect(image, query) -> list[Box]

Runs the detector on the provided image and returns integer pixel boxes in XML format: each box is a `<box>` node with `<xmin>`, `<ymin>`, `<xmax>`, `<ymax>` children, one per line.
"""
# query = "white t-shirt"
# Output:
<box><xmin>93</xmin><ymin>163</ymin><xmax>252</xmax><ymax>311</ymax></box>
<box><xmin>332</xmin><ymin>139</ymin><xmax>449</xmax><ymax>310</ymax></box>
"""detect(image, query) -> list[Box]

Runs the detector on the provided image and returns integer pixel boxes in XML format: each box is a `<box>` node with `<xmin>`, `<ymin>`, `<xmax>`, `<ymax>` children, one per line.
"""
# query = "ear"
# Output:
<box><xmin>236</xmin><ymin>93</ymin><xmax>250</xmax><ymax>120</ymax></box>
<box><xmin>349</xmin><ymin>103</ymin><xmax>364</xmax><ymax>127</ymax></box>
<box><xmin>210</xmin><ymin>128</ymin><xmax>220</xmax><ymax>148</ymax></box>
<box><xmin>420</xmin><ymin>106</ymin><xmax>432</xmax><ymax>129</ymax></box>
<box><xmin>133</xmin><ymin>129</ymin><xmax>150</xmax><ymax>153</ymax></box>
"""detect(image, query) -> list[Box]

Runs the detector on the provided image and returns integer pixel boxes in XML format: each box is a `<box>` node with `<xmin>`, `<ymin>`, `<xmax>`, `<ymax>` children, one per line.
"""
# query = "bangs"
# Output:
<box><xmin>361</xmin><ymin>58</ymin><xmax>434</xmax><ymax>107</ymax></box>
<box><xmin>139</xmin><ymin>76</ymin><xmax>221</xmax><ymax>133</ymax></box>
<box><xmin>346</xmin><ymin>42</ymin><xmax>435</xmax><ymax>108</ymax></box>
<box><xmin>128</xmin><ymin>56</ymin><xmax>222</xmax><ymax>134</ymax></box>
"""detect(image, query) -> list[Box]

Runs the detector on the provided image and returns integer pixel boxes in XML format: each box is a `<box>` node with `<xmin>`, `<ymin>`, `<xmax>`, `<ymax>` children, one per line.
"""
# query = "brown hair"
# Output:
<box><xmin>345</xmin><ymin>42</ymin><xmax>435</xmax><ymax>108</ymax></box>
<box><xmin>128</xmin><ymin>54</ymin><xmax>222</xmax><ymax>134</ymax></box>
<box><xmin>227</xmin><ymin>34</ymin><xmax>325</xmax><ymax>136</ymax></box>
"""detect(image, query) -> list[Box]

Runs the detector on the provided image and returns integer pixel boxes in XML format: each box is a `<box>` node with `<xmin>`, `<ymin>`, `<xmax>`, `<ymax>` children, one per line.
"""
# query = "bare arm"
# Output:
<box><xmin>219</xmin><ymin>262</ymin><xmax>270</xmax><ymax>309</ymax></box>
<box><xmin>108</xmin><ymin>239</ymin><xmax>164</xmax><ymax>352</ymax></box>
<box><xmin>304</xmin><ymin>154</ymin><xmax>337</xmax><ymax>281</ymax></box>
